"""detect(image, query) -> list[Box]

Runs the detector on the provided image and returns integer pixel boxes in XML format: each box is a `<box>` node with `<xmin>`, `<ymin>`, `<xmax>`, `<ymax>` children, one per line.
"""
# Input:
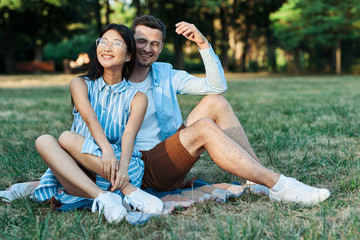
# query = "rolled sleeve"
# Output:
<box><xmin>176</xmin><ymin>45</ymin><xmax>227</xmax><ymax>95</ymax></box>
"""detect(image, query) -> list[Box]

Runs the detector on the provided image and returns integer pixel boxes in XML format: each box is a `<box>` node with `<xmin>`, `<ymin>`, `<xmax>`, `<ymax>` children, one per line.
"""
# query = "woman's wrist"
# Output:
<box><xmin>101</xmin><ymin>146</ymin><xmax>114</xmax><ymax>153</ymax></box>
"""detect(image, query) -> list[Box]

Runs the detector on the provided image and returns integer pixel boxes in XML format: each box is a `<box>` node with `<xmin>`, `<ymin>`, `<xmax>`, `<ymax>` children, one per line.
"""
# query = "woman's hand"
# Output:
<box><xmin>111</xmin><ymin>165</ymin><xmax>129</xmax><ymax>192</ymax></box>
<box><xmin>100</xmin><ymin>150</ymin><xmax>117</xmax><ymax>185</ymax></box>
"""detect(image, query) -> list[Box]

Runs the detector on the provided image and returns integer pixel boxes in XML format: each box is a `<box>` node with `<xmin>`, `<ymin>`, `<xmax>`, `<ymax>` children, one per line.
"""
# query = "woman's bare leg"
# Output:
<box><xmin>35</xmin><ymin>134</ymin><xmax>103</xmax><ymax>199</ymax></box>
<box><xmin>57</xmin><ymin>131</ymin><xmax>137</xmax><ymax>195</ymax></box>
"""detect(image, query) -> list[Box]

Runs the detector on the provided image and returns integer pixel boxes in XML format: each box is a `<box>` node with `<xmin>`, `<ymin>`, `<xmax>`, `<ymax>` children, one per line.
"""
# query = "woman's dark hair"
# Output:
<box><xmin>84</xmin><ymin>24</ymin><xmax>136</xmax><ymax>80</ymax></box>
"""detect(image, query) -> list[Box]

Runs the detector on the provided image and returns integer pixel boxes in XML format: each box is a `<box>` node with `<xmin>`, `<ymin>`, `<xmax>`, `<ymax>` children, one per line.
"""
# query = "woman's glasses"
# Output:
<box><xmin>96</xmin><ymin>38</ymin><xmax>125</xmax><ymax>51</ymax></box>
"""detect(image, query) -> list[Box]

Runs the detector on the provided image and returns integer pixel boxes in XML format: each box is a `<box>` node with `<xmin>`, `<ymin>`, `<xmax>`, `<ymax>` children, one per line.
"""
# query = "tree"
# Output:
<box><xmin>0</xmin><ymin>0</ymin><xmax>96</xmax><ymax>73</ymax></box>
<box><xmin>271</xmin><ymin>0</ymin><xmax>360</xmax><ymax>74</ymax></box>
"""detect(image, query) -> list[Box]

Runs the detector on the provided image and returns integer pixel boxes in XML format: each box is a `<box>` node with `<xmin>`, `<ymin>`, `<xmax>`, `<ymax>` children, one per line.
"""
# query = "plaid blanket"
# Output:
<box><xmin>0</xmin><ymin>179</ymin><xmax>268</xmax><ymax>225</ymax></box>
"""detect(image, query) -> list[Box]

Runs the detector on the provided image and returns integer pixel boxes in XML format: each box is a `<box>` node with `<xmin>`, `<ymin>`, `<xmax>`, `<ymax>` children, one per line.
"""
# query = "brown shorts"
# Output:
<box><xmin>141</xmin><ymin>125</ymin><xmax>198</xmax><ymax>192</ymax></box>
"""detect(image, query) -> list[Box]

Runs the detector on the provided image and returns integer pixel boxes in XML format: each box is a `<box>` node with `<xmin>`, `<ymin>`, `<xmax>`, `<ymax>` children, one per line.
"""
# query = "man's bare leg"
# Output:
<box><xmin>180</xmin><ymin>118</ymin><xmax>279</xmax><ymax>187</ymax></box>
<box><xmin>184</xmin><ymin>94</ymin><xmax>261</xmax><ymax>164</ymax></box>
<box><xmin>178</xmin><ymin>118</ymin><xmax>331</xmax><ymax>204</ymax></box>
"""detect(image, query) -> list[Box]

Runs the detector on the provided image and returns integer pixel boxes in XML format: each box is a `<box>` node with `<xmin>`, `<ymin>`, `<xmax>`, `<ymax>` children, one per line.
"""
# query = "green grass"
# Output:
<box><xmin>1</xmin><ymin>74</ymin><xmax>360</xmax><ymax>239</ymax></box>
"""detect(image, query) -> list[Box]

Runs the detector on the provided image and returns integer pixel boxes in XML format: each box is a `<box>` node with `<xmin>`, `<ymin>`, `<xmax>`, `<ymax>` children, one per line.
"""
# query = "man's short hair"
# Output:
<box><xmin>132</xmin><ymin>15</ymin><xmax>166</xmax><ymax>42</ymax></box>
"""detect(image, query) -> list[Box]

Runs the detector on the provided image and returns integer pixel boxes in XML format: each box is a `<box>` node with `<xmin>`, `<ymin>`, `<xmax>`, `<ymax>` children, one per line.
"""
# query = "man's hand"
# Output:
<box><xmin>175</xmin><ymin>21</ymin><xmax>209</xmax><ymax>50</ymax></box>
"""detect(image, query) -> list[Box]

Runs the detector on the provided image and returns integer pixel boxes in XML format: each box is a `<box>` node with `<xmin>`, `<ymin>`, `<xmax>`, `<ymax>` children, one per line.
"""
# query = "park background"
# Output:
<box><xmin>1</xmin><ymin>0</ymin><xmax>360</xmax><ymax>75</ymax></box>
<box><xmin>1</xmin><ymin>0</ymin><xmax>360</xmax><ymax>239</ymax></box>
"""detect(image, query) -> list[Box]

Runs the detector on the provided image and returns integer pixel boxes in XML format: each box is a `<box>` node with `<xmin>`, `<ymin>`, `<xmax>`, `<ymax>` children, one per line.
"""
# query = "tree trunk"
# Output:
<box><xmin>4</xmin><ymin>48</ymin><xmax>15</xmax><ymax>74</ymax></box>
<box><xmin>105</xmin><ymin>0</ymin><xmax>111</xmax><ymax>25</ymax></box>
<box><xmin>174</xmin><ymin>39</ymin><xmax>184</xmax><ymax>69</ymax></box>
<box><xmin>220</xmin><ymin>5</ymin><xmax>229</xmax><ymax>71</ymax></box>
<box><xmin>294</xmin><ymin>49</ymin><xmax>300</xmax><ymax>74</ymax></box>
<box><xmin>95</xmin><ymin>0</ymin><xmax>102</xmax><ymax>33</ymax></box>
<box><xmin>267</xmin><ymin>28</ymin><xmax>277</xmax><ymax>72</ymax></box>
<box><xmin>240</xmin><ymin>1</ymin><xmax>252</xmax><ymax>72</ymax></box>
<box><xmin>133</xmin><ymin>0</ymin><xmax>142</xmax><ymax>16</ymax></box>
<box><xmin>336</xmin><ymin>40</ymin><xmax>341</xmax><ymax>74</ymax></box>
<box><xmin>34</xmin><ymin>44</ymin><xmax>45</xmax><ymax>62</ymax></box>
<box><xmin>240</xmin><ymin>41</ymin><xmax>248</xmax><ymax>72</ymax></box>
<box><xmin>3</xmin><ymin>34</ymin><xmax>16</xmax><ymax>74</ymax></box>
<box><xmin>235</xmin><ymin>41</ymin><xmax>243</xmax><ymax>71</ymax></box>
<box><xmin>147</xmin><ymin>0</ymin><xmax>155</xmax><ymax>14</ymax></box>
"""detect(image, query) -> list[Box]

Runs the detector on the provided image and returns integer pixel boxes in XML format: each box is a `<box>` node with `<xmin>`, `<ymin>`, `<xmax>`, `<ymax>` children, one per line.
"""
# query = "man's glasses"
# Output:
<box><xmin>96</xmin><ymin>38</ymin><xmax>125</xmax><ymax>51</ymax></box>
<box><xmin>135</xmin><ymin>38</ymin><xmax>162</xmax><ymax>51</ymax></box>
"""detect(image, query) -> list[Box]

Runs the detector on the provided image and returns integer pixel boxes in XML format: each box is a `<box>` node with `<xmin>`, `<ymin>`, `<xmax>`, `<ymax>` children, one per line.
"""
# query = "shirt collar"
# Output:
<box><xmin>149</xmin><ymin>65</ymin><xmax>159</xmax><ymax>86</ymax></box>
<box><xmin>95</xmin><ymin>76</ymin><xmax>128</xmax><ymax>93</ymax></box>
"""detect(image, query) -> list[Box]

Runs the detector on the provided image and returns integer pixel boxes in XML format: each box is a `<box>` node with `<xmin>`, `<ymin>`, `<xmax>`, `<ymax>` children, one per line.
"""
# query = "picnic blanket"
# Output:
<box><xmin>0</xmin><ymin>180</ymin><xmax>268</xmax><ymax>225</ymax></box>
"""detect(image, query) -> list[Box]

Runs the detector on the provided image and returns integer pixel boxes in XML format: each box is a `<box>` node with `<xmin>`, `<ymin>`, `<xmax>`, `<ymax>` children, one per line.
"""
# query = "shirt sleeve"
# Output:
<box><xmin>173</xmin><ymin>45</ymin><xmax>227</xmax><ymax>95</ymax></box>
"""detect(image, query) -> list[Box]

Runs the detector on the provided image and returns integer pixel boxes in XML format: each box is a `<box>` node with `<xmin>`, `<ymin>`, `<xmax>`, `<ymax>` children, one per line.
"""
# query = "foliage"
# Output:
<box><xmin>0</xmin><ymin>0</ymin><xmax>99</xmax><ymax>72</ymax></box>
<box><xmin>1</xmin><ymin>0</ymin><xmax>360</xmax><ymax>73</ymax></box>
<box><xmin>271</xmin><ymin>0</ymin><xmax>360</xmax><ymax>50</ymax></box>
<box><xmin>44</xmin><ymin>32</ymin><xmax>98</xmax><ymax>71</ymax></box>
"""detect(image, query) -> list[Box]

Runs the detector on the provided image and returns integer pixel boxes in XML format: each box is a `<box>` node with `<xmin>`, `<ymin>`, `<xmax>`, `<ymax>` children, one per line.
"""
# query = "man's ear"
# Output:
<box><xmin>159</xmin><ymin>42</ymin><xmax>164</xmax><ymax>54</ymax></box>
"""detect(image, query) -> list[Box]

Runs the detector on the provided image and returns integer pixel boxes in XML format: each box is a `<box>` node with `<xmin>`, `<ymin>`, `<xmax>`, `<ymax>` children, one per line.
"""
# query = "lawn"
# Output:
<box><xmin>1</xmin><ymin>74</ymin><xmax>360</xmax><ymax>239</ymax></box>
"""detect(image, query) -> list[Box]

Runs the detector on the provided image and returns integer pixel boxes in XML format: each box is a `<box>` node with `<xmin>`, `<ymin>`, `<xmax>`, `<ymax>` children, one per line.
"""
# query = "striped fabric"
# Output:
<box><xmin>34</xmin><ymin>77</ymin><xmax>145</xmax><ymax>204</ymax></box>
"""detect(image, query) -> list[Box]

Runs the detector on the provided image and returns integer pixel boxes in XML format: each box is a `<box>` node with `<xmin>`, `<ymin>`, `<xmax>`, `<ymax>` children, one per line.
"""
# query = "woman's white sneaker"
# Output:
<box><xmin>269</xmin><ymin>176</ymin><xmax>330</xmax><ymax>205</ymax></box>
<box><xmin>123</xmin><ymin>188</ymin><xmax>163</xmax><ymax>215</ymax></box>
<box><xmin>92</xmin><ymin>192</ymin><xmax>127</xmax><ymax>223</ymax></box>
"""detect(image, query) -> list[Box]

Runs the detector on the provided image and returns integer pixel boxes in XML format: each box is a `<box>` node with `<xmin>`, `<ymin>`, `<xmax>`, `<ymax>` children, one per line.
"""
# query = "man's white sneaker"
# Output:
<box><xmin>123</xmin><ymin>188</ymin><xmax>163</xmax><ymax>215</ymax></box>
<box><xmin>269</xmin><ymin>176</ymin><xmax>330</xmax><ymax>205</ymax></box>
<box><xmin>92</xmin><ymin>192</ymin><xmax>127</xmax><ymax>223</ymax></box>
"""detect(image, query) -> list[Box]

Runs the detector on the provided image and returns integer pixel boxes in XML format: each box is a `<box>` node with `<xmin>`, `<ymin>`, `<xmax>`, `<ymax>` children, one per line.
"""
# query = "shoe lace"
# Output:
<box><xmin>124</xmin><ymin>194</ymin><xmax>144</xmax><ymax>212</ymax></box>
<box><xmin>287</xmin><ymin>178</ymin><xmax>316</xmax><ymax>194</ymax></box>
<box><xmin>92</xmin><ymin>198</ymin><xmax>102</xmax><ymax>215</ymax></box>
<box><xmin>92</xmin><ymin>195</ymin><xmax>113</xmax><ymax>216</ymax></box>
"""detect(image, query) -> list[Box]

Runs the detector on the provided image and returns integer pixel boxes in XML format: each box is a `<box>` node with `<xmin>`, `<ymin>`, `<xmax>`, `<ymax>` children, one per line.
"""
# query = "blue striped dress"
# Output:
<box><xmin>34</xmin><ymin>76</ymin><xmax>145</xmax><ymax>204</ymax></box>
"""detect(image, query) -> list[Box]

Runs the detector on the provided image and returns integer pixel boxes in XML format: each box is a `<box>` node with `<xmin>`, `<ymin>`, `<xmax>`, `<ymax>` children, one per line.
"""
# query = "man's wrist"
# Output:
<box><xmin>197</xmin><ymin>39</ymin><xmax>210</xmax><ymax>50</ymax></box>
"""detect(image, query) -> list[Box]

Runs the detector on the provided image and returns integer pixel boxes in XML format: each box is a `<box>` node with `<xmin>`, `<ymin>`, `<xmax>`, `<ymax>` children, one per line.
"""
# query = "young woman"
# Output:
<box><xmin>34</xmin><ymin>24</ymin><xmax>163</xmax><ymax>223</ymax></box>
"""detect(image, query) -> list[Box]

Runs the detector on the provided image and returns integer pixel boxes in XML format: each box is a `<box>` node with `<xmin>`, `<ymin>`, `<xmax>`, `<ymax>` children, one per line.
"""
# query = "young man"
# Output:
<box><xmin>128</xmin><ymin>15</ymin><xmax>330</xmax><ymax>205</ymax></box>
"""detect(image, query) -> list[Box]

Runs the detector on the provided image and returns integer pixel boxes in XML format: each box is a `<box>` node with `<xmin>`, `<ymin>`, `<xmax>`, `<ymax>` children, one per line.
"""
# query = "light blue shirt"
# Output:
<box><xmin>136</xmin><ymin>45</ymin><xmax>227</xmax><ymax>149</ymax></box>
<box><xmin>128</xmin><ymin>74</ymin><xmax>162</xmax><ymax>151</ymax></box>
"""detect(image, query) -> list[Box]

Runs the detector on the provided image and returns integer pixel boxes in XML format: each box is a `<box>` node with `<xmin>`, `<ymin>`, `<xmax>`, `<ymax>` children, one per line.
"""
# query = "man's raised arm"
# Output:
<box><xmin>173</xmin><ymin>21</ymin><xmax>227</xmax><ymax>95</ymax></box>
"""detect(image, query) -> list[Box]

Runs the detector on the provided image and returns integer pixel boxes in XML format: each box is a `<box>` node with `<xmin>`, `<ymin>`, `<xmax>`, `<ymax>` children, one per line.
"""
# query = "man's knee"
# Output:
<box><xmin>202</xmin><ymin>94</ymin><xmax>231</xmax><ymax>112</ymax></box>
<box><xmin>192</xmin><ymin>117</ymin><xmax>221</xmax><ymax>138</ymax></box>
<box><xmin>180</xmin><ymin>118</ymin><xmax>219</xmax><ymax>156</ymax></box>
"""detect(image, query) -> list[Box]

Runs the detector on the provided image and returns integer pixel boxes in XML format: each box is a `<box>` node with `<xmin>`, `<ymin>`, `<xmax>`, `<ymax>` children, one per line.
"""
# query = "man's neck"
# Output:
<box><xmin>129</xmin><ymin>65</ymin><xmax>150</xmax><ymax>83</ymax></box>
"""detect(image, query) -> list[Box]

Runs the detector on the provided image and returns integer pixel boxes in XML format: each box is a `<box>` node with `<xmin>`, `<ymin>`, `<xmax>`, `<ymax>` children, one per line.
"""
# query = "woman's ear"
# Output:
<box><xmin>125</xmin><ymin>54</ymin><xmax>131</xmax><ymax>62</ymax></box>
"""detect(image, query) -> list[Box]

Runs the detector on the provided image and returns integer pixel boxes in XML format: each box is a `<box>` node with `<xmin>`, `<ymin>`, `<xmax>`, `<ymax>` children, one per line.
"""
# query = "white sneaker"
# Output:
<box><xmin>269</xmin><ymin>177</ymin><xmax>330</xmax><ymax>205</ymax></box>
<box><xmin>92</xmin><ymin>192</ymin><xmax>127</xmax><ymax>223</ymax></box>
<box><xmin>123</xmin><ymin>188</ymin><xmax>163</xmax><ymax>215</ymax></box>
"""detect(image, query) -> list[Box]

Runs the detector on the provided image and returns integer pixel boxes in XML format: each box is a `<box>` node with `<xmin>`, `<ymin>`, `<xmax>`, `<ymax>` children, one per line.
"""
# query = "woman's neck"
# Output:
<box><xmin>102</xmin><ymin>69</ymin><xmax>123</xmax><ymax>85</ymax></box>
